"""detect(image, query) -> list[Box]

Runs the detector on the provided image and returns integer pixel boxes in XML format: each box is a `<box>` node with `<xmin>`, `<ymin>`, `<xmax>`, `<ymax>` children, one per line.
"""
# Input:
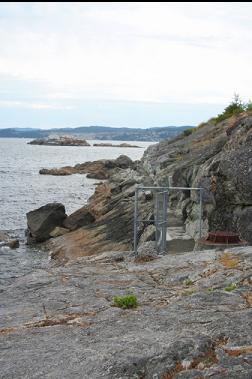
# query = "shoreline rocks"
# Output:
<box><xmin>0</xmin><ymin>231</ymin><xmax>19</xmax><ymax>249</ymax></box>
<box><xmin>28</xmin><ymin>136</ymin><xmax>90</xmax><ymax>146</ymax></box>
<box><xmin>39</xmin><ymin>155</ymin><xmax>135</xmax><ymax>180</ymax></box>
<box><xmin>26</xmin><ymin>203</ymin><xmax>67</xmax><ymax>244</ymax></box>
<box><xmin>93</xmin><ymin>142</ymin><xmax>142</xmax><ymax>148</ymax></box>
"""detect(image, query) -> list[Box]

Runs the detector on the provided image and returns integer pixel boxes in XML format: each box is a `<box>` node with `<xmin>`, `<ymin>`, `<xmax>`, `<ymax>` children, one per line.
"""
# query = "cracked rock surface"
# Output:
<box><xmin>1</xmin><ymin>247</ymin><xmax>252</xmax><ymax>378</ymax></box>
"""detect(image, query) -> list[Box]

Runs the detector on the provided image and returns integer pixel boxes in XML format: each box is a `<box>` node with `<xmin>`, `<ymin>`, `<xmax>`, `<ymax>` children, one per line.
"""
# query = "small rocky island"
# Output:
<box><xmin>28</xmin><ymin>135</ymin><xmax>90</xmax><ymax>146</ymax></box>
<box><xmin>93</xmin><ymin>142</ymin><xmax>142</xmax><ymax>148</ymax></box>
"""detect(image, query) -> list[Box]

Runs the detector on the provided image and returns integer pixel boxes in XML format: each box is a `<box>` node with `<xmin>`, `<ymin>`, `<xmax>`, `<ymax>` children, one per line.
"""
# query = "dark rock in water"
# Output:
<box><xmin>26</xmin><ymin>203</ymin><xmax>67</xmax><ymax>244</ymax></box>
<box><xmin>0</xmin><ymin>232</ymin><xmax>19</xmax><ymax>249</ymax></box>
<box><xmin>6</xmin><ymin>239</ymin><xmax>19</xmax><ymax>249</ymax></box>
<box><xmin>63</xmin><ymin>207</ymin><xmax>95</xmax><ymax>231</ymax></box>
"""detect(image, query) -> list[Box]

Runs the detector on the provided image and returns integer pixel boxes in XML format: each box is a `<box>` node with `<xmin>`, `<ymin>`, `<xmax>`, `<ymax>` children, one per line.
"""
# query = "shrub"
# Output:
<box><xmin>182</xmin><ymin>127</ymin><xmax>194</xmax><ymax>137</ymax></box>
<box><xmin>215</xmin><ymin>94</ymin><xmax>246</xmax><ymax>124</ymax></box>
<box><xmin>113</xmin><ymin>294</ymin><xmax>138</xmax><ymax>309</ymax></box>
<box><xmin>184</xmin><ymin>279</ymin><xmax>193</xmax><ymax>286</ymax></box>
<box><xmin>224</xmin><ymin>283</ymin><xmax>237</xmax><ymax>292</ymax></box>
<box><xmin>246</xmin><ymin>100</ymin><xmax>252</xmax><ymax>111</ymax></box>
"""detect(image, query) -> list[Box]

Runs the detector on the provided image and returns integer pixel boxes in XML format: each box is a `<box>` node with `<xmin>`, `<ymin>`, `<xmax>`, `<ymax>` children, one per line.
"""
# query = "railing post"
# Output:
<box><xmin>134</xmin><ymin>186</ymin><xmax>139</xmax><ymax>255</ymax></box>
<box><xmin>199</xmin><ymin>188</ymin><xmax>203</xmax><ymax>240</ymax></box>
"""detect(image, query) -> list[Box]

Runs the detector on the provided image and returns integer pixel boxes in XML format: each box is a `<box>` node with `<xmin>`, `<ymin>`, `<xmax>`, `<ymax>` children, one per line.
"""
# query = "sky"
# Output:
<box><xmin>0</xmin><ymin>2</ymin><xmax>252</xmax><ymax>129</ymax></box>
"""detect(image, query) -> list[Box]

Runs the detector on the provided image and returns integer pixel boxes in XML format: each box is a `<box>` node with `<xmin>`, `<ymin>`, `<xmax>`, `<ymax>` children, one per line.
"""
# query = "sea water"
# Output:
<box><xmin>0</xmin><ymin>138</ymin><xmax>153</xmax><ymax>288</ymax></box>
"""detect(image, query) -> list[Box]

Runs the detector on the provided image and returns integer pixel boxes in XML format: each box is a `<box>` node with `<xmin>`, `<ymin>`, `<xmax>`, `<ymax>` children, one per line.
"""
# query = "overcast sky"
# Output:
<box><xmin>0</xmin><ymin>2</ymin><xmax>252</xmax><ymax>129</ymax></box>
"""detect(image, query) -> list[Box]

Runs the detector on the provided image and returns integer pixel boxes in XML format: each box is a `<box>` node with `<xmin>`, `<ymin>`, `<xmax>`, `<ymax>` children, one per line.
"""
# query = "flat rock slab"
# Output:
<box><xmin>1</xmin><ymin>247</ymin><xmax>252</xmax><ymax>378</ymax></box>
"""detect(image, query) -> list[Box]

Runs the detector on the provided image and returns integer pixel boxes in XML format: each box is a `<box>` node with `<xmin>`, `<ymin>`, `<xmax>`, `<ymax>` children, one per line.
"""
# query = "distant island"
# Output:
<box><xmin>93</xmin><ymin>142</ymin><xmax>141</xmax><ymax>148</ymax></box>
<box><xmin>28</xmin><ymin>136</ymin><xmax>90</xmax><ymax>146</ymax></box>
<box><xmin>0</xmin><ymin>125</ymin><xmax>193</xmax><ymax>142</ymax></box>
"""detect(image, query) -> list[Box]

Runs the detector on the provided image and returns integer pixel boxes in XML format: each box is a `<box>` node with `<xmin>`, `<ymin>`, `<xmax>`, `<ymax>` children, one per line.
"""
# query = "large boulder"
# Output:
<box><xmin>63</xmin><ymin>207</ymin><xmax>95</xmax><ymax>231</ymax></box>
<box><xmin>114</xmin><ymin>155</ymin><xmax>133</xmax><ymax>169</ymax></box>
<box><xmin>26</xmin><ymin>203</ymin><xmax>67</xmax><ymax>244</ymax></box>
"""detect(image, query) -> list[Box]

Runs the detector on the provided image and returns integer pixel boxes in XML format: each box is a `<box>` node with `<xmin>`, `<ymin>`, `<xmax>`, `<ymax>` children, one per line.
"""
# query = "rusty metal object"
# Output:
<box><xmin>200</xmin><ymin>231</ymin><xmax>247</xmax><ymax>246</ymax></box>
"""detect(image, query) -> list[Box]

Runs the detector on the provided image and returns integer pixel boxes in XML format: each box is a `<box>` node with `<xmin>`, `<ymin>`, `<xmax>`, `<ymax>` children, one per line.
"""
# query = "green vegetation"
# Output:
<box><xmin>214</xmin><ymin>94</ymin><xmax>246</xmax><ymax>123</ymax></box>
<box><xmin>113</xmin><ymin>294</ymin><xmax>138</xmax><ymax>309</ymax></box>
<box><xmin>213</xmin><ymin>94</ymin><xmax>252</xmax><ymax>124</ymax></box>
<box><xmin>247</xmin><ymin>100</ymin><xmax>252</xmax><ymax>111</ymax></box>
<box><xmin>195</xmin><ymin>95</ymin><xmax>252</xmax><ymax>129</ymax></box>
<box><xmin>184</xmin><ymin>279</ymin><xmax>193</xmax><ymax>286</ymax></box>
<box><xmin>224</xmin><ymin>283</ymin><xmax>237</xmax><ymax>292</ymax></box>
<box><xmin>181</xmin><ymin>289</ymin><xmax>196</xmax><ymax>296</ymax></box>
<box><xmin>182</xmin><ymin>127</ymin><xmax>195</xmax><ymax>137</ymax></box>
<box><xmin>207</xmin><ymin>287</ymin><xmax>215</xmax><ymax>293</ymax></box>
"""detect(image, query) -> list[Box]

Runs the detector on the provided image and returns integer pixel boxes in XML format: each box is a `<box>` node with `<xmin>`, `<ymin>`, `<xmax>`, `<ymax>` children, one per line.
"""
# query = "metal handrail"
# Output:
<box><xmin>134</xmin><ymin>185</ymin><xmax>203</xmax><ymax>255</ymax></box>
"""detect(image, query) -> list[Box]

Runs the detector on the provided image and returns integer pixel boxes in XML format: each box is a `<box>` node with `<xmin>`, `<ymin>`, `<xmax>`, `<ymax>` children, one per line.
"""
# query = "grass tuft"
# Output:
<box><xmin>113</xmin><ymin>294</ymin><xmax>138</xmax><ymax>309</ymax></box>
<box><xmin>225</xmin><ymin>283</ymin><xmax>237</xmax><ymax>292</ymax></box>
<box><xmin>184</xmin><ymin>279</ymin><xmax>193</xmax><ymax>286</ymax></box>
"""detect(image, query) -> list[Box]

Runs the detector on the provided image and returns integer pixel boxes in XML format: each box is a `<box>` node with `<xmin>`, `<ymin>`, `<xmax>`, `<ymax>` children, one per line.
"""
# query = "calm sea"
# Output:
<box><xmin>0</xmin><ymin>138</ymin><xmax>153</xmax><ymax>287</ymax></box>
<box><xmin>0</xmin><ymin>138</ymin><xmax>152</xmax><ymax>231</ymax></box>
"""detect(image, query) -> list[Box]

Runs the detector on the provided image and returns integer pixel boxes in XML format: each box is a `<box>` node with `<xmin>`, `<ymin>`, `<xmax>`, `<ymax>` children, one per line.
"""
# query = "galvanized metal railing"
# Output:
<box><xmin>134</xmin><ymin>186</ymin><xmax>203</xmax><ymax>255</ymax></box>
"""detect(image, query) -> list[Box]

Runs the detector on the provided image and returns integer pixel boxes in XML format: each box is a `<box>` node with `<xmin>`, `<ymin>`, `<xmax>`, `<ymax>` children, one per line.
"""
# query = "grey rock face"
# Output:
<box><xmin>26</xmin><ymin>203</ymin><xmax>67</xmax><ymax>244</ymax></box>
<box><xmin>115</xmin><ymin>154</ymin><xmax>134</xmax><ymax>169</ymax></box>
<box><xmin>1</xmin><ymin>247</ymin><xmax>252</xmax><ymax>378</ymax></box>
<box><xmin>63</xmin><ymin>207</ymin><xmax>95</xmax><ymax>231</ymax></box>
<box><xmin>141</xmin><ymin>112</ymin><xmax>252</xmax><ymax>243</ymax></box>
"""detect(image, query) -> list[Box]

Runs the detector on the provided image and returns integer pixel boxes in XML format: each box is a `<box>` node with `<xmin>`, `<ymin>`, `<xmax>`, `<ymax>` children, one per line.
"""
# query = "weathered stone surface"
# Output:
<box><xmin>63</xmin><ymin>207</ymin><xmax>95</xmax><ymax>231</ymax></box>
<box><xmin>39</xmin><ymin>155</ymin><xmax>134</xmax><ymax>180</ymax></box>
<box><xmin>114</xmin><ymin>155</ymin><xmax>134</xmax><ymax>168</ymax></box>
<box><xmin>138</xmin><ymin>225</ymin><xmax>156</xmax><ymax>245</ymax></box>
<box><xmin>49</xmin><ymin>169</ymin><xmax>150</xmax><ymax>262</ymax></box>
<box><xmin>142</xmin><ymin>111</ymin><xmax>252</xmax><ymax>243</ymax></box>
<box><xmin>26</xmin><ymin>203</ymin><xmax>67</xmax><ymax>244</ymax></box>
<box><xmin>1</xmin><ymin>247</ymin><xmax>252</xmax><ymax>378</ymax></box>
<box><xmin>49</xmin><ymin>227</ymin><xmax>69</xmax><ymax>238</ymax></box>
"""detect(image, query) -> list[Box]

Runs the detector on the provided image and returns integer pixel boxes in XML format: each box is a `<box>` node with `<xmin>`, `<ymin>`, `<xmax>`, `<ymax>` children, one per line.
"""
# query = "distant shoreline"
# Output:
<box><xmin>0</xmin><ymin>125</ymin><xmax>193</xmax><ymax>142</ymax></box>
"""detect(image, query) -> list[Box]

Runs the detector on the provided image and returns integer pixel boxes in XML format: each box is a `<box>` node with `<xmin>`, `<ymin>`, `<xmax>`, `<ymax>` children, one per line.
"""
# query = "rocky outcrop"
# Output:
<box><xmin>1</xmin><ymin>246</ymin><xmax>252</xmax><ymax>378</ymax></box>
<box><xmin>49</xmin><ymin>226</ymin><xmax>69</xmax><ymax>238</ymax></box>
<box><xmin>26</xmin><ymin>203</ymin><xmax>67</xmax><ymax>244</ymax></box>
<box><xmin>0</xmin><ymin>231</ymin><xmax>19</xmax><ymax>249</ymax></box>
<box><xmin>93</xmin><ymin>142</ymin><xmax>141</xmax><ymax>148</ymax></box>
<box><xmin>48</xmin><ymin>168</ymin><xmax>151</xmax><ymax>262</ymax></box>
<box><xmin>33</xmin><ymin>113</ymin><xmax>252</xmax><ymax>257</ymax></box>
<box><xmin>142</xmin><ymin>111</ymin><xmax>252</xmax><ymax>244</ymax></box>
<box><xmin>28</xmin><ymin>136</ymin><xmax>90</xmax><ymax>146</ymax></box>
<box><xmin>39</xmin><ymin>155</ymin><xmax>135</xmax><ymax>180</ymax></box>
<box><xmin>63</xmin><ymin>207</ymin><xmax>95</xmax><ymax>231</ymax></box>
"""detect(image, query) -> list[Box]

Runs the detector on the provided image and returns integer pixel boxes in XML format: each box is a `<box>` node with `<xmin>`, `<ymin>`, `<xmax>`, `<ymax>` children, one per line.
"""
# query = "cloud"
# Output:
<box><xmin>0</xmin><ymin>2</ymin><xmax>251</xmax><ymax>127</ymax></box>
<box><xmin>0</xmin><ymin>99</ymin><xmax>74</xmax><ymax>110</ymax></box>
